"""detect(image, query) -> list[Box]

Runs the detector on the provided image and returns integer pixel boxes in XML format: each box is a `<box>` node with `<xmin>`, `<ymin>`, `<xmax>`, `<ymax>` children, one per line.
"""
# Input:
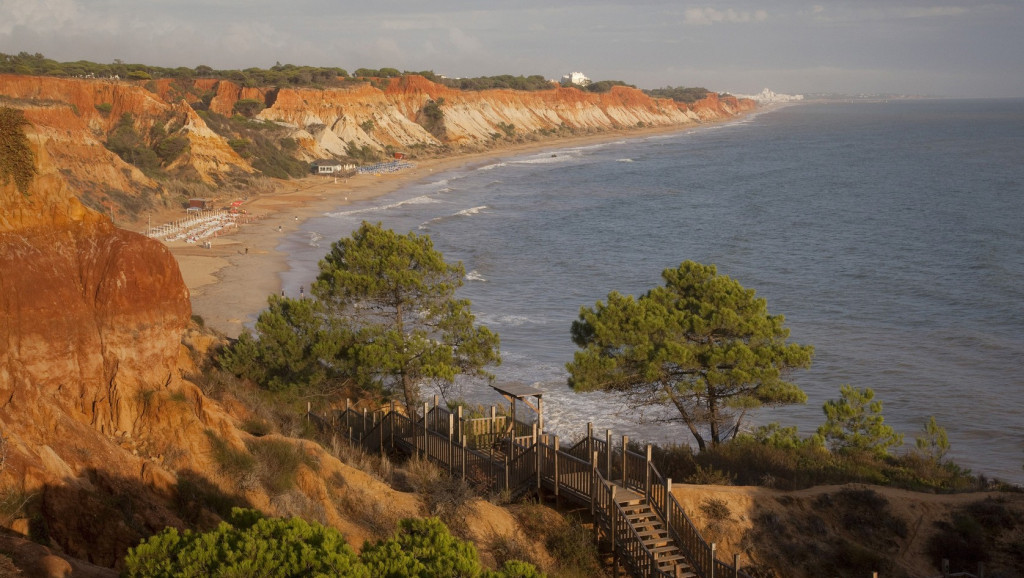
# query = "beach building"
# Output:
<box><xmin>311</xmin><ymin>159</ymin><xmax>351</xmax><ymax>174</ymax></box>
<box><xmin>561</xmin><ymin>71</ymin><xmax>591</xmax><ymax>87</ymax></box>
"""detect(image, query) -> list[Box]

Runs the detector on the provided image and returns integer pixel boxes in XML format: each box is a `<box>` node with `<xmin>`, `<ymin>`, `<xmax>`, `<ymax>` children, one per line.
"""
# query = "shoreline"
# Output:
<box><xmin>163</xmin><ymin>119</ymin><xmax>748</xmax><ymax>338</ymax></box>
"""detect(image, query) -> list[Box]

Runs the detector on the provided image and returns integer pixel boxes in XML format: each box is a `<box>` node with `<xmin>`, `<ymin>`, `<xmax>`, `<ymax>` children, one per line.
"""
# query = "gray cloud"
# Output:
<box><xmin>0</xmin><ymin>0</ymin><xmax>1021</xmax><ymax>97</ymax></box>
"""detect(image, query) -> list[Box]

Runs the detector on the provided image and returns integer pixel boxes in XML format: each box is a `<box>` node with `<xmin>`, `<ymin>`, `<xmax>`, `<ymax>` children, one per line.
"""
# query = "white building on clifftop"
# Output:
<box><xmin>561</xmin><ymin>71</ymin><xmax>591</xmax><ymax>87</ymax></box>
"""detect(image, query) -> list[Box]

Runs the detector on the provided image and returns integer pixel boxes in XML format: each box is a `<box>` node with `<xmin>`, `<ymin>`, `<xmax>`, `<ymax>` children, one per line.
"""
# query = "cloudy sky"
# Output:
<box><xmin>2</xmin><ymin>0</ymin><xmax>1022</xmax><ymax>97</ymax></box>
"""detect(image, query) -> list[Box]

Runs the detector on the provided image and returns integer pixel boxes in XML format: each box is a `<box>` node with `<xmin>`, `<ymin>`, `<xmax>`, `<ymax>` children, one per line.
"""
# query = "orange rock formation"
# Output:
<box><xmin>0</xmin><ymin>74</ymin><xmax>755</xmax><ymax>214</ymax></box>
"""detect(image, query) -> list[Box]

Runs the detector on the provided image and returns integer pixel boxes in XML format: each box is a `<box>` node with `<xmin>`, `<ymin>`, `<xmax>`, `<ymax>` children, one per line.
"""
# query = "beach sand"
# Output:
<box><xmin>153</xmin><ymin>123</ymin><xmax>718</xmax><ymax>338</ymax></box>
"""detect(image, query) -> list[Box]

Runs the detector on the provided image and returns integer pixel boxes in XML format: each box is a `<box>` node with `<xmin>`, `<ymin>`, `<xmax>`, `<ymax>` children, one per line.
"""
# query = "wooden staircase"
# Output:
<box><xmin>313</xmin><ymin>399</ymin><xmax>757</xmax><ymax>578</ymax></box>
<box><xmin>617</xmin><ymin>492</ymin><xmax>697</xmax><ymax>578</ymax></box>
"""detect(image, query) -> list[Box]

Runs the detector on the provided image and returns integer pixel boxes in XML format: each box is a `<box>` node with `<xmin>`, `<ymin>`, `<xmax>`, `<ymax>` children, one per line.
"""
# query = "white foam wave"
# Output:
<box><xmin>324</xmin><ymin>194</ymin><xmax>439</xmax><ymax>218</ymax></box>
<box><xmin>616</xmin><ymin>158</ymin><xmax>634</xmax><ymax>163</ymax></box>
<box><xmin>308</xmin><ymin>231</ymin><xmax>323</xmax><ymax>247</ymax></box>
<box><xmin>456</xmin><ymin>205</ymin><xmax>488</xmax><ymax>217</ymax></box>
<box><xmin>509</xmin><ymin>151</ymin><xmax>583</xmax><ymax>165</ymax></box>
<box><xmin>477</xmin><ymin>162</ymin><xmax>506</xmax><ymax>171</ymax></box>
<box><xmin>465</xmin><ymin>270</ymin><xmax>487</xmax><ymax>282</ymax></box>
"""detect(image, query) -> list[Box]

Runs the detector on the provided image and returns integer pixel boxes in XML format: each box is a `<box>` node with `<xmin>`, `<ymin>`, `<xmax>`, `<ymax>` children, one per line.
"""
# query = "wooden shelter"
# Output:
<box><xmin>492</xmin><ymin>383</ymin><xmax>544</xmax><ymax>433</ymax></box>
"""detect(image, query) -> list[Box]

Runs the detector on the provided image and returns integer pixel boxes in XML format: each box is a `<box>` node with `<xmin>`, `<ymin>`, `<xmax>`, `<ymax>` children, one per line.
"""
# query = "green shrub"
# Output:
<box><xmin>95</xmin><ymin>102</ymin><xmax>113</xmax><ymax>115</ymax></box>
<box><xmin>818</xmin><ymin>385</ymin><xmax>903</xmax><ymax>457</ymax></box>
<box><xmin>125</xmin><ymin>509</ymin><xmax>545</xmax><ymax>578</ymax></box>
<box><xmin>124</xmin><ymin>508</ymin><xmax>366</xmax><ymax>577</ymax></box>
<box><xmin>232</xmin><ymin>98</ymin><xmax>265</xmax><ymax>118</ymax></box>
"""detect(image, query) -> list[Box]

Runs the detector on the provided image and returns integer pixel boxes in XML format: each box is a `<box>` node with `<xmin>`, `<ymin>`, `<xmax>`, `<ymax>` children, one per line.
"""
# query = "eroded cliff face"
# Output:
<box><xmin>0</xmin><ymin>74</ymin><xmax>755</xmax><ymax>220</ymax></box>
<box><xmin>0</xmin><ymin>134</ymin><xmax>190</xmax><ymax>434</ymax></box>
<box><xmin>0</xmin><ymin>112</ymin><xmax>557</xmax><ymax>573</ymax></box>
<box><xmin>0</xmin><ymin>134</ymin><xmax>195</xmax><ymax>566</ymax></box>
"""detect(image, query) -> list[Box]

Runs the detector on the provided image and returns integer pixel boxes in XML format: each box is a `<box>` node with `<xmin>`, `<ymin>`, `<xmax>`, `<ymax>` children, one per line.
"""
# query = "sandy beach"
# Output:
<box><xmin>154</xmin><ymin>123</ymin><xmax>721</xmax><ymax>338</ymax></box>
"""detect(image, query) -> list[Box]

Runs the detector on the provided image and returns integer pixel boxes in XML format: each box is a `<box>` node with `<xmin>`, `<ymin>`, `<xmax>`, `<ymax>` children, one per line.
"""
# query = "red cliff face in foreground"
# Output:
<box><xmin>0</xmin><ymin>134</ymin><xmax>200</xmax><ymax>570</ymax></box>
<box><xmin>0</xmin><ymin>135</ymin><xmax>190</xmax><ymax>436</ymax></box>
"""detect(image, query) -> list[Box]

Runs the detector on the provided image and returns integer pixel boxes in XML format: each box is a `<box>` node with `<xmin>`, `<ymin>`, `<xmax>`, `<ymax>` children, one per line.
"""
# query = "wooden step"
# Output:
<box><xmin>635</xmin><ymin>527</ymin><xmax>668</xmax><ymax>539</ymax></box>
<box><xmin>659</xmin><ymin>567</ymin><xmax>697</xmax><ymax>578</ymax></box>
<box><xmin>657</xmin><ymin>557</ymin><xmax>692</xmax><ymax>567</ymax></box>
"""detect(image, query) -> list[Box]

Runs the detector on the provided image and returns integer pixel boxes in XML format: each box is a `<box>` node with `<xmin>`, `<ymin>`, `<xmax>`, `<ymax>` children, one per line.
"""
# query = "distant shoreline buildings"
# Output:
<box><xmin>731</xmin><ymin>88</ymin><xmax>804</xmax><ymax>104</ymax></box>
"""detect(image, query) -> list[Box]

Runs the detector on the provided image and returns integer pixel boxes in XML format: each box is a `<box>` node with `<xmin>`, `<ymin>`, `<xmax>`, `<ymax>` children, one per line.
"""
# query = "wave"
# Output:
<box><xmin>456</xmin><ymin>205</ymin><xmax>488</xmax><ymax>217</ymax></box>
<box><xmin>465</xmin><ymin>270</ymin><xmax>487</xmax><ymax>282</ymax></box>
<box><xmin>308</xmin><ymin>231</ymin><xmax>323</xmax><ymax>247</ymax></box>
<box><xmin>616</xmin><ymin>158</ymin><xmax>634</xmax><ymax>163</ymax></box>
<box><xmin>509</xmin><ymin>152</ymin><xmax>581</xmax><ymax>166</ymax></box>
<box><xmin>324</xmin><ymin>194</ymin><xmax>440</xmax><ymax>218</ymax></box>
<box><xmin>477</xmin><ymin>162</ymin><xmax>506</xmax><ymax>171</ymax></box>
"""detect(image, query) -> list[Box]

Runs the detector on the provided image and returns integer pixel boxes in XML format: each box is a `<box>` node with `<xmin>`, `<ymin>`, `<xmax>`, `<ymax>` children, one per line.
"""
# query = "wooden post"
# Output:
<box><xmin>665</xmin><ymin>478</ymin><xmax>672</xmax><ymax>528</ymax></box>
<box><xmin>538</xmin><ymin>396</ymin><xmax>544</xmax><ymax>433</ymax></box>
<box><xmin>504</xmin><ymin>455</ymin><xmax>510</xmax><ymax>492</ymax></box>
<box><xmin>605</xmin><ymin>429</ymin><xmax>612</xmax><ymax>480</ymax></box>
<box><xmin>553</xmin><ymin>436</ymin><xmax>560</xmax><ymax>504</ymax></box>
<box><xmin>645</xmin><ymin>444</ymin><xmax>653</xmax><ymax>499</ymax></box>
<box><xmin>449</xmin><ymin>413</ymin><xmax>455</xmax><ymax>474</ymax></box>
<box><xmin>978</xmin><ymin>562</ymin><xmax>985</xmax><ymax>578</ymax></box>
<box><xmin>591</xmin><ymin>450</ymin><xmax>598</xmax><ymax>543</ymax></box>
<box><xmin>587</xmin><ymin>422</ymin><xmax>594</xmax><ymax>465</ymax></box>
<box><xmin>422</xmin><ymin>402</ymin><xmax>429</xmax><ymax>458</ymax></box>
<box><xmin>710</xmin><ymin>543</ymin><xmax>716</xmax><ymax>578</ymax></box>
<box><xmin>363</xmin><ymin>407</ymin><xmax>368</xmax><ymax>433</ymax></box>
<box><xmin>461</xmin><ymin>435</ymin><xmax>467</xmax><ymax>482</ymax></box>
<box><xmin>456</xmin><ymin>405</ymin><xmax>463</xmax><ymax>441</ymax></box>
<box><xmin>942</xmin><ymin>559</ymin><xmax>949</xmax><ymax>578</ymax></box>
<box><xmin>610</xmin><ymin>484</ymin><xmax>618</xmax><ymax>575</ymax></box>
<box><xmin>390</xmin><ymin>401</ymin><xmax>396</xmax><ymax>450</ymax></box>
<box><xmin>345</xmin><ymin>398</ymin><xmax>351</xmax><ymax>429</ymax></box>
<box><xmin>621</xmin><ymin>435</ymin><xmax>629</xmax><ymax>485</ymax></box>
<box><xmin>306</xmin><ymin>402</ymin><xmax>311</xmax><ymax>424</ymax></box>
<box><xmin>733</xmin><ymin>553</ymin><xmax>741</xmax><ymax>578</ymax></box>
<box><xmin>490</xmin><ymin>406</ymin><xmax>496</xmax><ymax>457</ymax></box>
<box><xmin>534</xmin><ymin>423</ymin><xmax>541</xmax><ymax>491</ymax></box>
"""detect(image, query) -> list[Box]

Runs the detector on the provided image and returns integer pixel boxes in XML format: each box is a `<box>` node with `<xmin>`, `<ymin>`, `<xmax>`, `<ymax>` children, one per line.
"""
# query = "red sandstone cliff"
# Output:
<box><xmin>0</xmin><ymin>74</ymin><xmax>755</xmax><ymax>221</ymax></box>
<box><xmin>0</xmin><ymin>126</ymin><xmax>508</xmax><ymax>574</ymax></box>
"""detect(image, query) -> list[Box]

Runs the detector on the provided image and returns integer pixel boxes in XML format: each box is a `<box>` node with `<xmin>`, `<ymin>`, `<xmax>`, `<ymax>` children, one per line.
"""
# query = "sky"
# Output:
<box><xmin>2</xmin><ymin>0</ymin><xmax>1023</xmax><ymax>98</ymax></box>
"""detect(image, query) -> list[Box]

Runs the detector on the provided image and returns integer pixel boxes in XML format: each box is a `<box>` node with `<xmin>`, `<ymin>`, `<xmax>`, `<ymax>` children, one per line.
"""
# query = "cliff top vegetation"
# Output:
<box><xmin>2</xmin><ymin>52</ymin><xmax>706</xmax><ymax>99</ymax></box>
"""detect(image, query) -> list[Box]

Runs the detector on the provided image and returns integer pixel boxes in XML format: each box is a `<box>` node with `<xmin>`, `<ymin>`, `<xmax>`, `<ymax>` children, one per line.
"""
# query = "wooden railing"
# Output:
<box><xmin>594</xmin><ymin>469</ymin><xmax>674</xmax><ymax>578</ymax></box>
<box><xmin>307</xmin><ymin>398</ymin><xmax>755</xmax><ymax>578</ymax></box>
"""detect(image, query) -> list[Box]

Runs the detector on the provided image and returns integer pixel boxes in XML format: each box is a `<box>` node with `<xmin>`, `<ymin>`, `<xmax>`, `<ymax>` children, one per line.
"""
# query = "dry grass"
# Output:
<box><xmin>330</xmin><ymin>473</ymin><xmax>400</xmax><ymax>539</ymax></box>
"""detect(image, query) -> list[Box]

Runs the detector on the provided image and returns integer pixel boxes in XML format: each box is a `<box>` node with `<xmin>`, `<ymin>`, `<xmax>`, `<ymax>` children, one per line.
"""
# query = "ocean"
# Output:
<box><xmin>278</xmin><ymin>99</ymin><xmax>1024</xmax><ymax>483</ymax></box>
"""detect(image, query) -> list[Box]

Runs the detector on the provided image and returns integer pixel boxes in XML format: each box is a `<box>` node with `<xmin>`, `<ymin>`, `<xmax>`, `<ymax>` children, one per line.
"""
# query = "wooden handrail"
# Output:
<box><xmin>306</xmin><ymin>402</ymin><xmax>757</xmax><ymax>578</ymax></box>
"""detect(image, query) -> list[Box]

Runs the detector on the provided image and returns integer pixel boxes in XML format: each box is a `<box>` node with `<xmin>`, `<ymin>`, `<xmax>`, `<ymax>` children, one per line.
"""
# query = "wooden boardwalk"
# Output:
<box><xmin>312</xmin><ymin>398</ymin><xmax>754</xmax><ymax>578</ymax></box>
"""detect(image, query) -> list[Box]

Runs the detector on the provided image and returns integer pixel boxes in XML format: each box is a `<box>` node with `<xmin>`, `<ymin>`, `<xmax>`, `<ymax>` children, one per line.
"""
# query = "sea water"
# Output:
<box><xmin>278</xmin><ymin>100</ymin><xmax>1024</xmax><ymax>483</ymax></box>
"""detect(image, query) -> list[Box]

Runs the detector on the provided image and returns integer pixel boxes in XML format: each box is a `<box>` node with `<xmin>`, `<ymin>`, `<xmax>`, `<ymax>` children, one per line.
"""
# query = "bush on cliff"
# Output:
<box><xmin>124</xmin><ymin>509</ymin><xmax>542</xmax><ymax>577</ymax></box>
